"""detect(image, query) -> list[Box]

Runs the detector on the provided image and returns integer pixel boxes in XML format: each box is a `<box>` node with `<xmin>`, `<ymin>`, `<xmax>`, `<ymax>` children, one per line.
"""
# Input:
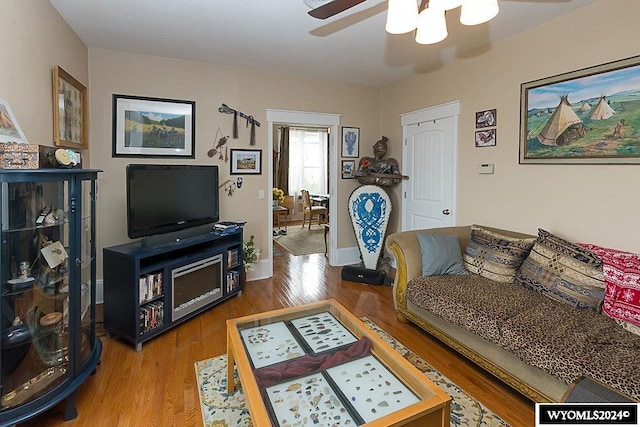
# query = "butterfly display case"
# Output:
<box><xmin>0</xmin><ymin>169</ymin><xmax>102</xmax><ymax>425</ymax></box>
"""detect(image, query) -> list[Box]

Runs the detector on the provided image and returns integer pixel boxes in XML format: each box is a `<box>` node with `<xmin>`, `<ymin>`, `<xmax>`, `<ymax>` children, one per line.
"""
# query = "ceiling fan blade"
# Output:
<box><xmin>308</xmin><ymin>0</ymin><xmax>368</xmax><ymax>19</ymax></box>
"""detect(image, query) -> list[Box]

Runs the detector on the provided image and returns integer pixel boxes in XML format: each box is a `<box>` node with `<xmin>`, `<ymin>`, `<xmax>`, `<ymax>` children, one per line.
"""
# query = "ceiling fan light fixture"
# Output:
<box><xmin>429</xmin><ymin>0</ymin><xmax>463</xmax><ymax>11</ymax></box>
<box><xmin>460</xmin><ymin>0</ymin><xmax>499</xmax><ymax>26</ymax></box>
<box><xmin>415</xmin><ymin>8</ymin><xmax>448</xmax><ymax>45</ymax></box>
<box><xmin>385</xmin><ymin>0</ymin><xmax>419</xmax><ymax>34</ymax></box>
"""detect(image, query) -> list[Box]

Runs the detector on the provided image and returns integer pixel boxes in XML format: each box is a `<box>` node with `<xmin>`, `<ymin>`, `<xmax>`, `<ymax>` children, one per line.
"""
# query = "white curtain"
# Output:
<box><xmin>288</xmin><ymin>127</ymin><xmax>328</xmax><ymax>209</ymax></box>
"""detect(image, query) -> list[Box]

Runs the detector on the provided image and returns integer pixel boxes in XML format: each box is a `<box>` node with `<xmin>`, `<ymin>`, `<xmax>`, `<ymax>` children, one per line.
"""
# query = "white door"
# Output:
<box><xmin>402</xmin><ymin>114</ymin><xmax>457</xmax><ymax>231</ymax></box>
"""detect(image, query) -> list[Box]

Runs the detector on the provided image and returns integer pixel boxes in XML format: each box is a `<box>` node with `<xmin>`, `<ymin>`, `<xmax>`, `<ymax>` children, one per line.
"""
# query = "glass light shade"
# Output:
<box><xmin>415</xmin><ymin>8</ymin><xmax>448</xmax><ymax>45</ymax></box>
<box><xmin>429</xmin><ymin>0</ymin><xmax>463</xmax><ymax>11</ymax></box>
<box><xmin>385</xmin><ymin>0</ymin><xmax>419</xmax><ymax>34</ymax></box>
<box><xmin>460</xmin><ymin>0</ymin><xmax>499</xmax><ymax>26</ymax></box>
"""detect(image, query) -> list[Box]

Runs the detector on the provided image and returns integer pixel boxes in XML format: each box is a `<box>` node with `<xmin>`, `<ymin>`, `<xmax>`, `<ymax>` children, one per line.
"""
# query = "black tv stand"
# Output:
<box><xmin>104</xmin><ymin>229</ymin><xmax>244</xmax><ymax>351</ymax></box>
<box><xmin>140</xmin><ymin>224</ymin><xmax>216</xmax><ymax>248</ymax></box>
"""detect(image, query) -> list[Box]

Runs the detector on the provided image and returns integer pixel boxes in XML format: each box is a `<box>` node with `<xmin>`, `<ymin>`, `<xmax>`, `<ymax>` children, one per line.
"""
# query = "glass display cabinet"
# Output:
<box><xmin>0</xmin><ymin>169</ymin><xmax>102</xmax><ymax>425</ymax></box>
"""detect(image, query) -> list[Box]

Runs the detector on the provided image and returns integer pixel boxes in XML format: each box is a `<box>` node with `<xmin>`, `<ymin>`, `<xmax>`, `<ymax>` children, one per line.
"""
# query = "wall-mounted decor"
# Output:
<box><xmin>341</xmin><ymin>126</ymin><xmax>359</xmax><ymax>158</ymax></box>
<box><xmin>341</xmin><ymin>160</ymin><xmax>355</xmax><ymax>179</ymax></box>
<box><xmin>112</xmin><ymin>94</ymin><xmax>195</xmax><ymax>158</ymax></box>
<box><xmin>520</xmin><ymin>55</ymin><xmax>640</xmax><ymax>164</ymax></box>
<box><xmin>230</xmin><ymin>149</ymin><xmax>262</xmax><ymax>175</ymax></box>
<box><xmin>0</xmin><ymin>98</ymin><xmax>28</xmax><ymax>144</ymax></box>
<box><xmin>53</xmin><ymin>65</ymin><xmax>87</xmax><ymax>149</ymax></box>
<box><xmin>475</xmin><ymin>109</ymin><xmax>496</xmax><ymax>128</ymax></box>
<box><xmin>475</xmin><ymin>129</ymin><xmax>496</xmax><ymax>147</ymax></box>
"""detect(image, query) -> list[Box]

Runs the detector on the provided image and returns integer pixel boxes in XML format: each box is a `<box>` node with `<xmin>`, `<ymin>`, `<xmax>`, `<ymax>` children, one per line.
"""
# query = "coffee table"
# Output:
<box><xmin>226</xmin><ymin>299</ymin><xmax>451</xmax><ymax>426</ymax></box>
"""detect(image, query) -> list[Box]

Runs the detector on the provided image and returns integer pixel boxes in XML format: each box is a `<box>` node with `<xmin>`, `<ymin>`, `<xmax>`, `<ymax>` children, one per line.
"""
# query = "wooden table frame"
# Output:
<box><xmin>226</xmin><ymin>299</ymin><xmax>451</xmax><ymax>426</ymax></box>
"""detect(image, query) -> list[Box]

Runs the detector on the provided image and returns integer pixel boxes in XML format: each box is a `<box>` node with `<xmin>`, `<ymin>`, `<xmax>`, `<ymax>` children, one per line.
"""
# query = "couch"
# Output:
<box><xmin>385</xmin><ymin>225</ymin><xmax>640</xmax><ymax>402</ymax></box>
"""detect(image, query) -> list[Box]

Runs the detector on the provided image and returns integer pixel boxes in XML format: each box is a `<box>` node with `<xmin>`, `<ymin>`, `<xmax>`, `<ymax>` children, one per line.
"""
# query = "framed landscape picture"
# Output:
<box><xmin>230</xmin><ymin>149</ymin><xmax>262</xmax><ymax>174</ymax></box>
<box><xmin>520</xmin><ymin>55</ymin><xmax>640</xmax><ymax>164</ymax></box>
<box><xmin>112</xmin><ymin>94</ymin><xmax>195</xmax><ymax>158</ymax></box>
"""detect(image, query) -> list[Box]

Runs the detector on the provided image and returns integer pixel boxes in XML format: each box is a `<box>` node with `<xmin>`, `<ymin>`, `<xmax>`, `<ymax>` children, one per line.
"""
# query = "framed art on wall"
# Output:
<box><xmin>0</xmin><ymin>98</ymin><xmax>28</xmax><ymax>144</ymax></box>
<box><xmin>230</xmin><ymin>149</ymin><xmax>262</xmax><ymax>174</ymax></box>
<box><xmin>475</xmin><ymin>129</ymin><xmax>496</xmax><ymax>147</ymax></box>
<box><xmin>520</xmin><ymin>55</ymin><xmax>640</xmax><ymax>164</ymax></box>
<box><xmin>475</xmin><ymin>109</ymin><xmax>496</xmax><ymax>128</ymax></box>
<box><xmin>341</xmin><ymin>160</ymin><xmax>355</xmax><ymax>179</ymax></box>
<box><xmin>112</xmin><ymin>94</ymin><xmax>195</xmax><ymax>158</ymax></box>
<box><xmin>53</xmin><ymin>65</ymin><xmax>88</xmax><ymax>149</ymax></box>
<box><xmin>341</xmin><ymin>126</ymin><xmax>359</xmax><ymax>158</ymax></box>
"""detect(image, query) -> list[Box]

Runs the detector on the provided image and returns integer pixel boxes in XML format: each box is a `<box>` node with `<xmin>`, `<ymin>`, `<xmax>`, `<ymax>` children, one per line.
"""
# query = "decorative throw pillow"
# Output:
<box><xmin>417</xmin><ymin>233</ymin><xmax>467</xmax><ymax>276</ymax></box>
<box><xmin>515</xmin><ymin>229</ymin><xmax>605</xmax><ymax>312</ymax></box>
<box><xmin>578</xmin><ymin>243</ymin><xmax>640</xmax><ymax>334</ymax></box>
<box><xmin>462</xmin><ymin>226</ymin><xmax>535</xmax><ymax>283</ymax></box>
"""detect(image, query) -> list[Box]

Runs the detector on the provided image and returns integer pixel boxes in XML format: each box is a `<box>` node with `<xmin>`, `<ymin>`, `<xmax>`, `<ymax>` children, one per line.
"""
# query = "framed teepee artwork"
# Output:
<box><xmin>520</xmin><ymin>55</ymin><xmax>640</xmax><ymax>164</ymax></box>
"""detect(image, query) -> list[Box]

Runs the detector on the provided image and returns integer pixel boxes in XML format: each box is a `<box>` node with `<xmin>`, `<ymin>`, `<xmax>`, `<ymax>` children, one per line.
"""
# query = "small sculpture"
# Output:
<box><xmin>356</xmin><ymin>136</ymin><xmax>406</xmax><ymax>186</ymax></box>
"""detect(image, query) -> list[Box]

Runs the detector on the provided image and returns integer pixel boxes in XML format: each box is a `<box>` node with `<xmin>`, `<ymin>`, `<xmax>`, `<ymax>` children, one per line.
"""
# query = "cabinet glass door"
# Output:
<box><xmin>1</xmin><ymin>179</ymin><xmax>71</xmax><ymax>409</ymax></box>
<box><xmin>78</xmin><ymin>178</ymin><xmax>95</xmax><ymax>365</ymax></box>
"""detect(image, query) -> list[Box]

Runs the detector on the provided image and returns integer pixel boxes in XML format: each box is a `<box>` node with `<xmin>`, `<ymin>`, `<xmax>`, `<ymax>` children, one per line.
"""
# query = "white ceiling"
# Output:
<box><xmin>49</xmin><ymin>0</ymin><xmax>597</xmax><ymax>88</ymax></box>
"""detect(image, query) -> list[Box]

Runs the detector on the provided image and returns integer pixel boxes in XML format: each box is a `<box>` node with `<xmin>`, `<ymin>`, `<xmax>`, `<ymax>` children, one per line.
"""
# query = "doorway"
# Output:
<box><xmin>401</xmin><ymin>101</ymin><xmax>459</xmax><ymax>231</ymax></box>
<box><xmin>273</xmin><ymin>126</ymin><xmax>329</xmax><ymax>256</ymax></box>
<box><xmin>266</xmin><ymin>110</ymin><xmax>340</xmax><ymax>277</ymax></box>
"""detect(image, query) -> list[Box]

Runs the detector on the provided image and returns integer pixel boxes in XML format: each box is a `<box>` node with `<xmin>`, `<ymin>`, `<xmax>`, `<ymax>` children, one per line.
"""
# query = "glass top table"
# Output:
<box><xmin>226</xmin><ymin>299</ymin><xmax>450</xmax><ymax>426</ymax></box>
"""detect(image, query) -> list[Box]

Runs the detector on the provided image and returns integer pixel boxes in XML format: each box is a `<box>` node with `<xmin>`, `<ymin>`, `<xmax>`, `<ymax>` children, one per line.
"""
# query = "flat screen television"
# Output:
<box><xmin>126</xmin><ymin>164</ymin><xmax>219</xmax><ymax>241</ymax></box>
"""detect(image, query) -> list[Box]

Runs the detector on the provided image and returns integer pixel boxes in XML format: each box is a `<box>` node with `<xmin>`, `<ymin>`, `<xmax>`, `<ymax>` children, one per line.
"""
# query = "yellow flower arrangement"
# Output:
<box><xmin>272</xmin><ymin>188</ymin><xmax>285</xmax><ymax>204</ymax></box>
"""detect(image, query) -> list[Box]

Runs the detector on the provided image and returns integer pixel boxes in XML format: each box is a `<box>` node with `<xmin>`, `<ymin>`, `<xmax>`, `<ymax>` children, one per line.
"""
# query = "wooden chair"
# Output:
<box><xmin>301</xmin><ymin>190</ymin><xmax>327</xmax><ymax>229</ymax></box>
<box><xmin>274</xmin><ymin>195</ymin><xmax>294</xmax><ymax>231</ymax></box>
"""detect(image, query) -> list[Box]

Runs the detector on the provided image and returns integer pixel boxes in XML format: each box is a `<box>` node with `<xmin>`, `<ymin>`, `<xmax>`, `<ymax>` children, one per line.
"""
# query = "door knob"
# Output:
<box><xmin>442</xmin><ymin>209</ymin><xmax>450</xmax><ymax>215</ymax></box>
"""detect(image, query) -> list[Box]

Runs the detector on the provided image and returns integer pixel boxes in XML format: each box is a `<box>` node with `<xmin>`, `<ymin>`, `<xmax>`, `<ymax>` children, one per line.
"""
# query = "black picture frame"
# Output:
<box><xmin>475</xmin><ymin>109</ymin><xmax>496</xmax><ymax>128</ymax></box>
<box><xmin>475</xmin><ymin>129</ymin><xmax>496</xmax><ymax>147</ymax></box>
<box><xmin>341</xmin><ymin>126</ymin><xmax>360</xmax><ymax>158</ymax></box>
<box><xmin>341</xmin><ymin>160</ymin><xmax>355</xmax><ymax>179</ymax></box>
<box><xmin>230</xmin><ymin>149</ymin><xmax>262</xmax><ymax>175</ymax></box>
<box><xmin>112</xmin><ymin>94</ymin><xmax>195</xmax><ymax>158</ymax></box>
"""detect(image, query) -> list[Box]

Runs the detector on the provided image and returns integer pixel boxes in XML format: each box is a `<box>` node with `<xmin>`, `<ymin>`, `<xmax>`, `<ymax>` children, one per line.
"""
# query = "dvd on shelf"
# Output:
<box><xmin>226</xmin><ymin>270</ymin><xmax>240</xmax><ymax>293</ymax></box>
<box><xmin>139</xmin><ymin>301</ymin><xmax>164</xmax><ymax>335</ymax></box>
<box><xmin>139</xmin><ymin>271</ymin><xmax>163</xmax><ymax>303</ymax></box>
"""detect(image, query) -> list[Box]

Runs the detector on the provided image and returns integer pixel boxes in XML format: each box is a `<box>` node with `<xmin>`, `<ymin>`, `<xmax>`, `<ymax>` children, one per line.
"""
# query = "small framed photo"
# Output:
<box><xmin>341</xmin><ymin>160</ymin><xmax>355</xmax><ymax>179</ymax></box>
<box><xmin>53</xmin><ymin>65</ymin><xmax>88</xmax><ymax>149</ymax></box>
<box><xmin>112</xmin><ymin>94</ymin><xmax>195</xmax><ymax>158</ymax></box>
<box><xmin>230</xmin><ymin>149</ymin><xmax>262</xmax><ymax>175</ymax></box>
<box><xmin>475</xmin><ymin>129</ymin><xmax>497</xmax><ymax>147</ymax></box>
<box><xmin>341</xmin><ymin>126</ymin><xmax>359</xmax><ymax>158</ymax></box>
<box><xmin>0</xmin><ymin>98</ymin><xmax>28</xmax><ymax>144</ymax></box>
<box><xmin>475</xmin><ymin>109</ymin><xmax>496</xmax><ymax>128</ymax></box>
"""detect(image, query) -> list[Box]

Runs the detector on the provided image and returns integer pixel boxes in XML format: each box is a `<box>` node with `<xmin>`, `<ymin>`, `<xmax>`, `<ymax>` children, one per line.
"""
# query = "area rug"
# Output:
<box><xmin>195</xmin><ymin>318</ymin><xmax>507</xmax><ymax>426</ymax></box>
<box><xmin>273</xmin><ymin>225</ymin><xmax>325</xmax><ymax>256</ymax></box>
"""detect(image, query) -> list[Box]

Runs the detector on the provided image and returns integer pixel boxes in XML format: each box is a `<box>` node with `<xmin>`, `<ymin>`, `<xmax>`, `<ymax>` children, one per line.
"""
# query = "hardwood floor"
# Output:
<box><xmin>24</xmin><ymin>245</ymin><xmax>535</xmax><ymax>426</ymax></box>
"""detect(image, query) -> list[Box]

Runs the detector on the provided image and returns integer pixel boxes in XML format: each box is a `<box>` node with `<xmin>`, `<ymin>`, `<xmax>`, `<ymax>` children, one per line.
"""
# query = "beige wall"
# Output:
<box><xmin>6</xmin><ymin>0</ymin><xmax>640</xmax><ymax>281</ymax></box>
<box><xmin>0</xmin><ymin>0</ymin><xmax>88</xmax><ymax>149</ymax></box>
<box><xmin>88</xmin><ymin>49</ymin><xmax>381</xmax><ymax>276</ymax></box>
<box><xmin>381</xmin><ymin>0</ymin><xmax>640</xmax><ymax>253</ymax></box>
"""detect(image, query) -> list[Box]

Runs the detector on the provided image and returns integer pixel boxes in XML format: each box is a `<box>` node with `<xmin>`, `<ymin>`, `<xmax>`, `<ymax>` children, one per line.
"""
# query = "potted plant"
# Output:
<box><xmin>243</xmin><ymin>235</ymin><xmax>261</xmax><ymax>272</ymax></box>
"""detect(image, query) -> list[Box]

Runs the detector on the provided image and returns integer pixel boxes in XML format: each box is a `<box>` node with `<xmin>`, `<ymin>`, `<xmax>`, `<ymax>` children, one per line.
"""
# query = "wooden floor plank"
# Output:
<box><xmin>22</xmin><ymin>244</ymin><xmax>534</xmax><ymax>426</ymax></box>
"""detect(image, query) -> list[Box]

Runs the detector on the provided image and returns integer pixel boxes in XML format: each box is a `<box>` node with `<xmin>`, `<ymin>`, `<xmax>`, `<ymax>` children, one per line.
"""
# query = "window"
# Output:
<box><xmin>288</xmin><ymin>127</ymin><xmax>328</xmax><ymax>197</ymax></box>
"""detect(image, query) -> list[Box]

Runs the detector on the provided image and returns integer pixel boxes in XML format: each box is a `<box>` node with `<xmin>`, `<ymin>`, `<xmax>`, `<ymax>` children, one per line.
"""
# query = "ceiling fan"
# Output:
<box><xmin>307</xmin><ymin>0</ymin><xmax>369</xmax><ymax>19</ymax></box>
<box><xmin>306</xmin><ymin>0</ymin><xmax>566</xmax><ymax>20</ymax></box>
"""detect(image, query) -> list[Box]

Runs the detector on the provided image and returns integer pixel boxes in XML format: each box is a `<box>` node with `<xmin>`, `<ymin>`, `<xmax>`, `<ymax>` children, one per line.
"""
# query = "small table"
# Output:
<box><xmin>226</xmin><ymin>299</ymin><xmax>450</xmax><ymax>426</ymax></box>
<box><xmin>273</xmin><ymin>205</ymin><xmax>289</xmax><ymax>233</ymax></box>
